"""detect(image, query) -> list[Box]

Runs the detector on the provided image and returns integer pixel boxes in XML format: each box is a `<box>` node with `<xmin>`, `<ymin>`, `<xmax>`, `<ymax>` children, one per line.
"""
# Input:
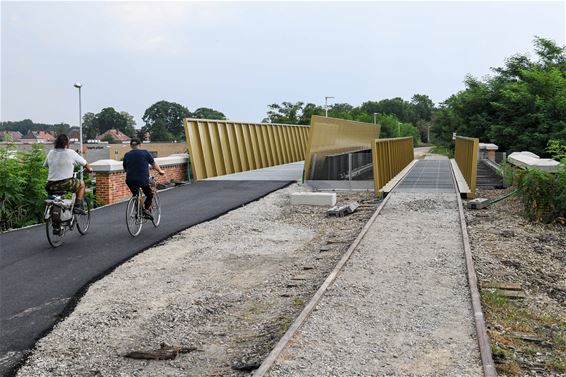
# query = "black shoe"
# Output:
<box><xmin>142</xmin><ymin>209</ymin><xmax>153</xmax><ymax>220</ymax></box>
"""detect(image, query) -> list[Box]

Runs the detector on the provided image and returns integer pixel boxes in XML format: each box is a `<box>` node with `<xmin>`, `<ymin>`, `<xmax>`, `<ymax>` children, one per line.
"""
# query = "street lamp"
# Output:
<box><xmin>373</xmin><ymin>112</ymin><xmax>378</xmax><ymax>125</ymax></box>
<box><xmin>73</xmin><ymin>81</ymin><xmax>83</xmax><ymax>180</ymax></box>
<box><xmin>324</xmin><ymin>96</ymin><xmax>334</xmax><ymax>117</ymax></box>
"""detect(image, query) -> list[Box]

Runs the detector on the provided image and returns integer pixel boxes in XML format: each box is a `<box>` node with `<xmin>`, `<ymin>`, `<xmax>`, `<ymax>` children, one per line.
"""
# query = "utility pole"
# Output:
<box><xmin>74</xmin><ymin>82</ymin><xmax>83</xmax><ymax>181</ymax></box>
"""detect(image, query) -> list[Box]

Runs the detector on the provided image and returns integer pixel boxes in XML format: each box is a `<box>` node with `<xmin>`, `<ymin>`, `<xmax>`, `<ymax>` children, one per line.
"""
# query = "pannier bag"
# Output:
<box><xmin>51</xmin><ymin>199</ymin><xmax>73</xmax><ymax>222</ymax></box>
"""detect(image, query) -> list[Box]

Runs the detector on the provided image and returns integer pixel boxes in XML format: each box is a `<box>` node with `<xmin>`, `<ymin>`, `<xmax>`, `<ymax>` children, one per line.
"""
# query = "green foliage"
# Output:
<box><xmin>262</xmin><ymin>97</ymin><xmax>431</xmax><ymax>145</ymax></box>
<box><xmin>83</xmin><ymin>107</ymin><xmax>136</xmax><ymax>140</ymax></box>
<box><xmin>432</xmin><ymin>37</ymin><xmax>566</xmax><ymax>154</ymax></box>
<box><xmin>142</xmin><ymin>101</ymin><xmax>191</xmax><ymax>142</ymax></box>
<box><xmin>192</xmin><ymin>107</ymin><xmax>226</xmax><ymax>120</ymax></box>
<box><xmin>0</xmin><ymin>119</ymin><xmax>71</xmax><ymax>136</ymax></box>
<box><xmin>516</xmin><ymin>166</ymin><xmax>566</xmax><ymax>224</ymax></box>
<box><xmin>263</xmin><ymin>101</ymin><xmax>305</xmax><ymax>124</ymax></box>
<box><xmin>547</xmin><ymin>139</ymin><xmax>566</xmax><ymax>162</ymax></box>
<box><xmin>0</xmin><ymin>144</ymin><xmax>48</xmax><ymax>230</ymax></box>
<box><xmin>429</xmin><ymin>145</ymin><xmax>454</xmax><ymax>158</ymax></box>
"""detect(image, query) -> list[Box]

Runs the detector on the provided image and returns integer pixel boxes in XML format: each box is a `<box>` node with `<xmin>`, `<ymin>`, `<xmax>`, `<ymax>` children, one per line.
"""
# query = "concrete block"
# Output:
<box><xmin>466</xmin><ymin>198</ymin><xmax>490</xmax><ymax>210</ymax></box>
<box><xmin>291</xmin><ymin>192</ymin><xmax>336</xmax><ymax>206</ymax></box>
<box><xmin>327</xmin><ymin>201</ymin><xmax>360</xmax><ymax>217</ymax></box>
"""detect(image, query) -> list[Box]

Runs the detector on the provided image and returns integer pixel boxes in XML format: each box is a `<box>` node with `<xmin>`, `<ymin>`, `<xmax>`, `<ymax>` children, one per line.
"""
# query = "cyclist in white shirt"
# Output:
<box><xmin>44</xmin><ymin>134</ymin><xmax>93</xmax><ymax>213</ymax></box>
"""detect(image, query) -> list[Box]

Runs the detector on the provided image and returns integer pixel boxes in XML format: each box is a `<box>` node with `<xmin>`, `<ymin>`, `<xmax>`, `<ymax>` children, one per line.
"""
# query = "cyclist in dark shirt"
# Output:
<box><xmin>123</xmin><ymin>138</ymin><xmax>165</xmax><ymax>218</ymax></box>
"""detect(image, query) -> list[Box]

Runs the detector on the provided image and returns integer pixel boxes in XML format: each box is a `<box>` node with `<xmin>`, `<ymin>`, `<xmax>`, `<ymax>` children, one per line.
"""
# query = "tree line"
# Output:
<box><xmin>2</xmin><ymin>37</ymin><xmax>565</xmax><ymax>155</ymax></box>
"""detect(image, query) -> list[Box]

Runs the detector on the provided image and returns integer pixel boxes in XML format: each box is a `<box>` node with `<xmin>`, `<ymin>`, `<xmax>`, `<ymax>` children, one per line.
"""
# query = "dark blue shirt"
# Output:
<box><xmin>123</xmin><ymin>149</ymin><xmax>154</xmax><ymax>186</ymax></box>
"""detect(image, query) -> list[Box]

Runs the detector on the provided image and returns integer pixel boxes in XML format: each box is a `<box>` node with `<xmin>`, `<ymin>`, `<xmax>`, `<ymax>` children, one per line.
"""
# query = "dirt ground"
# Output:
<box><xmin>16</xmin><ymin>185</ymin><xmax>379</xmax><ymax>377</ymax></box>
<box><xmin>464</xmin><ymin>188</ymin><xmax>566</xmax><ymax>376</ymax></box>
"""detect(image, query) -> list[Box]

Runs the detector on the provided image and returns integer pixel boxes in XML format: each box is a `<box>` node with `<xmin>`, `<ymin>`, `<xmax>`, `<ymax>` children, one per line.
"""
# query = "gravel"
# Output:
<box><xmin>15</xmin><ymin>184</ymin><xmax>378</xmax><ymax>377</ymax></box>
<box><xmin>270</xmin><ymin>192</ymin><xmax>483</xmax><ymax>376</ymax></box>
<box><xmin>465</xmin><ymin>188</ymin><xmax>566</xmax><ymax>375</ymax></box>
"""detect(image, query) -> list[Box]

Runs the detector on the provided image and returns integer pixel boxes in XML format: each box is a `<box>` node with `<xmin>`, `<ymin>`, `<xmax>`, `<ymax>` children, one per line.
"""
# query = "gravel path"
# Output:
<box><xmin>270</xmin><ymin>192</ymin><xmax>483</xmax><ymax>376</ymax></box>
<box><xmin>15</xmin><ymin>184</ymin><xmax>378</xmax><ymax>377</ymax></box>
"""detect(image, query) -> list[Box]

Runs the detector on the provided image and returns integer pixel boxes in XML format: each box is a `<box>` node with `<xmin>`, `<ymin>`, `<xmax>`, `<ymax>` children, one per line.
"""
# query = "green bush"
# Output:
<box><xmin>515</xmin><ymin>140</ymin><xmax>566</xmax><ymax>224</ymax></box>
<box><xmin>516</xmin><ymin>167</ymin><xmax>566</xmax><ymax>224</ymax></box>
<box><xmin>0</xmin><ymin>144</ymin><xmax>48</xmax><ymax>230</ymax></box>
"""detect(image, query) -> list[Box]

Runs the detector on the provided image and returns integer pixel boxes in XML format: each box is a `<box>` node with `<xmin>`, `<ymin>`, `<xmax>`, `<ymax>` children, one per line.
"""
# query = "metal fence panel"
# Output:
<box><xmin>372</xmin><ymin>137</ymin><xmax>414</xmax><ymax>193</ymax></box>
<box><xmin>184</xmin><ymin>119</ymin><xmax>309</xmax><ymax>180</ymax></box>
<box><xmin>455</xmin><ymin>136</ymin><xmax>479</xmax><ymax>198</ymax></box>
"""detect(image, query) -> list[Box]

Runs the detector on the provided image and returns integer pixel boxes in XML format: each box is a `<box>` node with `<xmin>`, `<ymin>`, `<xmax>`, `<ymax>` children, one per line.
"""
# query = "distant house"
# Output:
<box><xmin>0</xmin><ymin>131</ymin><xmax>23</xmax><ymax>142</ymax></box>
<box><xmin>68</xmin><ymin>128</ymin><xmax>80</xmax><ymax>142</ymax></box>
<box><xmin>95</xmin><ymin>129</ymin><xmax>131</xmax><ymax>143</ymax></box>
<box><xmin>20</xmin><ymin>130</ymin><xmax>56</xmax><ymax>143</ymax></box>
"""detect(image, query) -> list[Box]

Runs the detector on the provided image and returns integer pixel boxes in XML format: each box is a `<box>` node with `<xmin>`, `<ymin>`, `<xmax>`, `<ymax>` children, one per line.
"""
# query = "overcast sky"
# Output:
<box><xmin>1</xmin><ymin>1</ymin><xmax>565</xmax><ymax>128</ymax></box>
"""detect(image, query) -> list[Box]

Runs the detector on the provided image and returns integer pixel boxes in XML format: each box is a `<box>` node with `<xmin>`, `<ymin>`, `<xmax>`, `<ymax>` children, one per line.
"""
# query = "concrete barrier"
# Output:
<box><xmin>290</xmin><ymin>192</ymin><xmax>337</xmax><ymax>206</ymax></box>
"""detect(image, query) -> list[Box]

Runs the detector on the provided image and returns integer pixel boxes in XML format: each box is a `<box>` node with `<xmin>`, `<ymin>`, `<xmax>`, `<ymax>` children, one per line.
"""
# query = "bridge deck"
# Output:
<box><xmin>395</xmin><ymin>158</ymin><xmax>455</xmax><ymax>193</ymax></box>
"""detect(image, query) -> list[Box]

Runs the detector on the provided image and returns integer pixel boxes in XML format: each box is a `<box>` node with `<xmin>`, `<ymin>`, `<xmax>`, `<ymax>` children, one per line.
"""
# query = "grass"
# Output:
<box><xmin>429</xmin><ymin>145</ymin><xmax>454</xmax><ymax>158</ymax></box>
<box><xmin>291</xmin><ymin>297</ymin><xmax>305</xmax><ymax>309</ymax></box>
<box><xmin>481</xmin><ymin>289</ymin><xmax>566</xmax><ymax>375</ymax></box>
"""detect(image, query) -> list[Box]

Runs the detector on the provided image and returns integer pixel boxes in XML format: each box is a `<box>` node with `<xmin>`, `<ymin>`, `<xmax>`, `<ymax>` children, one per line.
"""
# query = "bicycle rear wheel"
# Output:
<box><xmin>46</xmin><ymin>207</ymin><xmax>65</xmax><ymax>247</ymax></box>
<box><xmin>151</xmin><ymin>192</ymin><xmax>161</xmax><ymax>227</ymax></box>
<box><xmin>126</xmin><ymin>196</ymin><xmax>143</xmax><ymax>236</ymax></box>
<box><xmin>76</xmin><ymin>199</ymin><xmax>91</xmax><ymax>235</ymax></box>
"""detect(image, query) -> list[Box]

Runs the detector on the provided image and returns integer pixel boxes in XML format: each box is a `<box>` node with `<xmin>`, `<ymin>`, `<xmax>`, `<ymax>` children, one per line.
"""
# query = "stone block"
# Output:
<box><xmin>290</xmin><ymin>192</ymin><xmax>336</xmax><ymax>206</ymax></box>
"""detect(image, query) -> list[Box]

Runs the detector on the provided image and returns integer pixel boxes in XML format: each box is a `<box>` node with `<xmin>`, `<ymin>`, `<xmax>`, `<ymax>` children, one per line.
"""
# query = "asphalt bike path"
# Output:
<box><xmin>0</xmin><ymin>180</ymin><xmax>292</xmax><ymax>375</ymax></box>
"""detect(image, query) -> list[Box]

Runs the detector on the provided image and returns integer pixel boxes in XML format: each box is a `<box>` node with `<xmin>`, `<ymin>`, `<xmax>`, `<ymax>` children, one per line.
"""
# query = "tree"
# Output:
<box><xmin>410</xmin><ymin>94</ymin><xmax>435</xmax><ymax>123</ymax></box>
<box><xmin>432</xmin><ymin>37</ymin><xmax>566</xmax><ymax>155</ymax></box>
<box><xmin>82</xmin><ymin>109</ymin><xmax>136</xmax><ymax>139</ymax></box>
<box><xmin>299</xmin><ymin>103</ymin><xmax>325</xmax><ymax>125</ymax></box>
<box><xmin>262</xmin><ymin>102</ymin><xmax>304</xmax><ymax>124</ymax></box>
<box><xmin>192</xmin><ymin>107</ymin><xmax>226</xmax><ymax>120</ymax></box>
<box><xmin>142</xmin><ymin>101</ymin><xmax>191</xmax><ymax>141</ymax></box>
<box><xmin>82</xmin><ymin>112</ymin><xmax>98</xmax><ymax>140</ymax></box>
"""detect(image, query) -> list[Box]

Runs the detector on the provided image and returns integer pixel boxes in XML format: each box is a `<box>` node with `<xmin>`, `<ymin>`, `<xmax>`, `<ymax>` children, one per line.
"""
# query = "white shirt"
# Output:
<box><xmin>44</xmin><ymin>149</ymin><xmax>87</xmax><ymax>181</ymax></box>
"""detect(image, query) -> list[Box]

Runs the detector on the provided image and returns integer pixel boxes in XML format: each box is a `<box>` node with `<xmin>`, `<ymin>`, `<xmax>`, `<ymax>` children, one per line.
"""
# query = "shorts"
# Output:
<box><xmin>46</xmin><ymin>178</ymin><xmax>80</xmax><ymax>194</ymax></box>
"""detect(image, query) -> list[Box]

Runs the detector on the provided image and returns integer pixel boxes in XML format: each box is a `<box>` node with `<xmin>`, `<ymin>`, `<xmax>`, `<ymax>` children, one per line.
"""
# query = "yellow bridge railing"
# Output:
<box><xmin>454</xmin><ymin>136</ymin><xmax>479</xmax><ymax>198</ymax></box>
<box><xmin>304</xmin><ymin>115</ymin><xmax>380</xmax><ymax>180</ymax></box>
<box><xmin>372</xmin><ymin>137</ymin><xmax>414</xmax><ymax>194</ymax></box>
<box><xmin>183</xmin><ymin>119</ymin><xmax>309</xmax><ymax>180</ymax></box>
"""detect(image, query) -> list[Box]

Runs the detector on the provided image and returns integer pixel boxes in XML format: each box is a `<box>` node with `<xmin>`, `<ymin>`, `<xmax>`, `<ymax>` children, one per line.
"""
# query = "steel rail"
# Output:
<box><xmin>252</xmin><ymin>193</ymin><xmax>393</xmax><ymax>377</ymax></box>
<box><xmin>449</xmin><ymin>162</ymin><xmax>498</xmax><ymax>377</ymax></box>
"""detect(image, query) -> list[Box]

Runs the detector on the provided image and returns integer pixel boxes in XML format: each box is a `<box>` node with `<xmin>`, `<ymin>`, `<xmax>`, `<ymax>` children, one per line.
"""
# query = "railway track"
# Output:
<box><xmin>253</xmin><ymin>159</ymin><xmax>497</xmax><ymax>377</ymax></box>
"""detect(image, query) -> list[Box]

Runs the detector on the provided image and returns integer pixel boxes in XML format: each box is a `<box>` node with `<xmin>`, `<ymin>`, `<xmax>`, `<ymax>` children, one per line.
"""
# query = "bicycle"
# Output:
<box><xmin>44</xmin><ymin>173</ymin><xmax>91</xmax><ymax>248</ymax></box>
<box><xmin>125</xmin><ymin>176</ymin><xmax>161</xmax><ymax>237</ymax></box>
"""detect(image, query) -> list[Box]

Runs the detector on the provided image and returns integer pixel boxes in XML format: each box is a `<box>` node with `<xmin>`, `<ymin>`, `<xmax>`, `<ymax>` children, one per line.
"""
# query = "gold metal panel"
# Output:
<box><xmin>304</xmin><ymin>115</ymin><xmax>381</xmax><ymax>180</ymax></box>
<box><xmin>225</xmin><ymin>123</ymin><xmax>241</xmax><ymax>173</ymax></box>
<box><xmin>372</xmin><ymin>137</ymin><xmax>414</xmax><ymax>194</ymax></box>
<box><xmin>234</xmin><ymin>123</ymin><xmax>249</xmax><ymax>171</ymax></box>
<box><xmin>455</xmin><ymin>136</ymin><xmax>479</xmax><ymax>198</ymax></box>
<box><xmin>217</xmin><ymin>122</ymin><xmax>234</xmax><ymax>174</ymax></box>
<box><xmin>184</xmin><ymin>119</ymin><xmax>309</xmax><ymax>179</ymax></box>
<box><xmin>208</xmin><ymin>121</ymin><xmax>225</xmax><ymax>177</ymax></box>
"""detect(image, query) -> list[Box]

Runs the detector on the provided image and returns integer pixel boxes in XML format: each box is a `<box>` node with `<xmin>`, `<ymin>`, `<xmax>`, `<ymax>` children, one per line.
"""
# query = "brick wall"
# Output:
<box><xmin>91</xmin><ymin>156</ymin><xmax>188</xmax><ymax>205</ymax></box>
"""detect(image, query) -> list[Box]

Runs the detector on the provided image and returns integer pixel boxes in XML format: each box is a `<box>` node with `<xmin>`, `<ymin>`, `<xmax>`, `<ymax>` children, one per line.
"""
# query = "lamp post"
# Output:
<box><xmin>73</xmin><ymin>82</ymin><xmax>83</xmax><ymax>180</ymax></box>
<box><xmin>398</xmin><ymin>122</ymin><xmax>401</xmax><ymax>137</ymax></box>
<box><xmin>324</xmin><ymin>96</ymin><xmax>334</xmax><ymax>117</ymax></box>
<box><xmin>373</xmin><ymin>112</ymin><xmax>378</xmax><ymax>124</ymax></box>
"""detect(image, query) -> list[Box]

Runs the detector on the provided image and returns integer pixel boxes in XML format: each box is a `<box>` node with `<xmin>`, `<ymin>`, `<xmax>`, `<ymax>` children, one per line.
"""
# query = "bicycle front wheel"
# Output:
<box><xmin>126</xmin><ymin>196</ymin><xmax>143</xmax><ymax>237</ymax></box>
<box><xmin>151</xmin><ymin>192</ymin><xmax>161</xmax><ymax>227</ymax></box>
<box><xmin>46</xmin><ymin>207</ymin><xmax>65</xmax><ymax>248</ymax></box>
<box><xmin>76</xmin><ymin>199</ymin><xmax>91</xmax><ymax>235</ymax></box>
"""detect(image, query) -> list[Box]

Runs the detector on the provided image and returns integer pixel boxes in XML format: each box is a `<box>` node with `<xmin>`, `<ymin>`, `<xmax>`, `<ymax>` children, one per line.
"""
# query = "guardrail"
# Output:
<box><xmin>454</xmin><ymin>136</ymin><xmax>479</xmax><ymax>198</ymax></box>
<box><xmin>304</xmin><ymin>116</ymin><xmax>380</xmax><ymax>180</ymax></box>
<box><xmin>372</xmin><ymin>137</ymin><xmax>414</xmax><ymax>194</ymax></box>
<box><xmin>183</xmin><ymin>119</ymin><xmax>309</xmax><ymax>180</ymax></box>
